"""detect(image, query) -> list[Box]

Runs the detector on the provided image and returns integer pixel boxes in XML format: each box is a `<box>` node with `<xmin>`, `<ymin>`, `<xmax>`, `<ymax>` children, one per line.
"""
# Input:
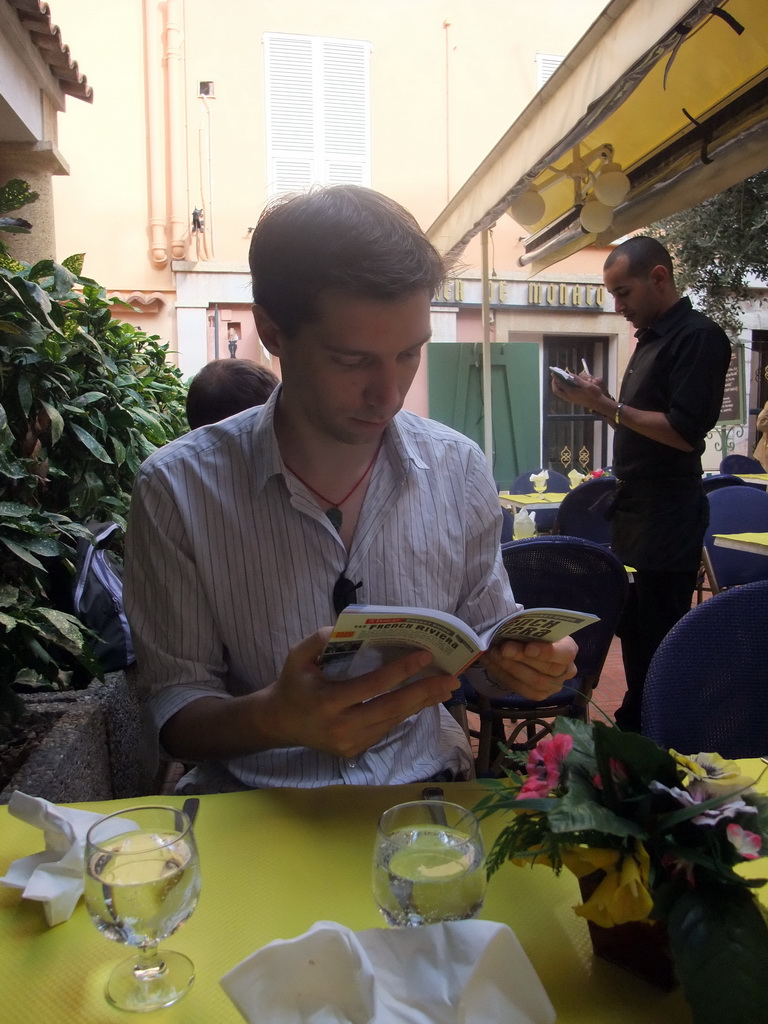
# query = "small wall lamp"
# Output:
<box><xmin>508</xmin><ymin>144</ymin><xmax>631</xmax><ymax>232</ymax></box>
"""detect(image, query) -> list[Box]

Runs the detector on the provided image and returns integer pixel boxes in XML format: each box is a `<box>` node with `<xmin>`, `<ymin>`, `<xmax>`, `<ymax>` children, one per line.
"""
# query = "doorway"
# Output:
<box><xmin>544</xmin><ymin>335</ymin><xmax>610</xmax><ymax>473</ymax></box>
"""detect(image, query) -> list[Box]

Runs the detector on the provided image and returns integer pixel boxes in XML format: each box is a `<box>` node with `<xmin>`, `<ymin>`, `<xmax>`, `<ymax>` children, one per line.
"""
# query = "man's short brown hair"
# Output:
<box><xmin>248</xmin><ymin>185</ymin><xmax>447</xmax><ymax>337</ymax></box>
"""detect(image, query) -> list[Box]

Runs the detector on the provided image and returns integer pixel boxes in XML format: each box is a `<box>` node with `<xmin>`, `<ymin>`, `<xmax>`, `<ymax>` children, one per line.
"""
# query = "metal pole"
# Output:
<box><xmin>480</xmin><ymin>230</ymin><xmax>494</xmax><ymax>468</ymax></box>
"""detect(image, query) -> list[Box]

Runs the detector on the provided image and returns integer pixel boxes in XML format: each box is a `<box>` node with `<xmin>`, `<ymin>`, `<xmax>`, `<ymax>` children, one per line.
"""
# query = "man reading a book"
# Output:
<box><xmin>124</xmin><ymin>185</ymin><xmax>577</xmax><ymax>792</ymax></box>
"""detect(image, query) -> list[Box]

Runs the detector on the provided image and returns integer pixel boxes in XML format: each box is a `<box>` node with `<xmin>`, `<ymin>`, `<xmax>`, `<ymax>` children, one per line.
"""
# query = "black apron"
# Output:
<box><xmin>608</xmin><ymin>477</ymin><xmax>708</xmax><ymax>574</ymax></box>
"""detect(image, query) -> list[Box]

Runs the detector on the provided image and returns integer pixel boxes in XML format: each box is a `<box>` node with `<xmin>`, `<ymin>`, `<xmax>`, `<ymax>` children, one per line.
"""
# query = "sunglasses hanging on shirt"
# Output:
<box><xmin>333</xmin><ymin>574</ymin><xmax>363</xmax><ymax>616</ymax></box>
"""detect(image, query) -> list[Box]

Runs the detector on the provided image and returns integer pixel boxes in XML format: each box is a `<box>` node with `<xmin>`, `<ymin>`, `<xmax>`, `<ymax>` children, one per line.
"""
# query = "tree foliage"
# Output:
<box><xmin>0</xmin><ymin>252</ymin><xmax>189</xmax><ymax>736</ymax></box>
<box><xmin>649</xmin><ymin>170</ymin><xmax>768</xmax><ymax>336</ymax></box>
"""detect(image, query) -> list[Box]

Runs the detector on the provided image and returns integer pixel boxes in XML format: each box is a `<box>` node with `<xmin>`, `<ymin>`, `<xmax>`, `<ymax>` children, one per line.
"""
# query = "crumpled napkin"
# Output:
<box><xmin>529</xmin><ymin>469</ymin><xmax>549</xmax><ymax>486</ymax></box>
<box><xmin>0</xmin><ymin>790</ymin><xmax>134</xmax><ymax>926</ymax></box>
<box><xmin>220</xmin><ymin>919</ymin><xmax>555</xmax><ymax>1024</ymax></box>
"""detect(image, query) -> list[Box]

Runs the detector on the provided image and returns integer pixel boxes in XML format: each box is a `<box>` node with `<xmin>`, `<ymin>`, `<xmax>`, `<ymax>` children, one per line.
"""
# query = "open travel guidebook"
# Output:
<box><xmin>319</xmin><ymin>603</ymin><xmax>598</xmax><ymax>682</ymax></box>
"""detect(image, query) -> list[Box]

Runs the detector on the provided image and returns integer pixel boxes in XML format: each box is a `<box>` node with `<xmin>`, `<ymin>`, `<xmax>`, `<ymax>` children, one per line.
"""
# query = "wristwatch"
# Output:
<box><xmin>615</xmin><ymin>402</ymin><xmax>624</xmax><ymax>425</ymax></box>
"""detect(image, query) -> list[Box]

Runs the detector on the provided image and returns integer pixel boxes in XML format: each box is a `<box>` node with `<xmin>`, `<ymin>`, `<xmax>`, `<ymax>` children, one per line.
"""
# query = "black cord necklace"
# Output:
<box><xmin>283</xmin><ymin>440</ymin><xmax>382</xmax><ymax>532</ymax></box>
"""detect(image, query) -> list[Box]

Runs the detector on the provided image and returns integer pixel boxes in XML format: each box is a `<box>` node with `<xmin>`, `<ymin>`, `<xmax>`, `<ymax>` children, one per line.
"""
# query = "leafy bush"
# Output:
<box><xmin>0</xmin><ymin>251</ymin><xmax>188</xmax><ymax>737</ymax></box>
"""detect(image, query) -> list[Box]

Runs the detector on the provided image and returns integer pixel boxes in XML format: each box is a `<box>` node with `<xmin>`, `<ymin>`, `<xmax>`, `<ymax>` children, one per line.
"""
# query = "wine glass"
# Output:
<box><xmin>372</xmin><ymin>799</ymin><xmax>486</xmax><ymax>927</ymax></box>
<box><xmin>532</xmin><ymin>475</ymin><xmax>547</xmax><ymax>493</ymax></box>
<box><xmin>84</xmin><ymin>804</ymin><xmax>201</xmax><ymax>1012</ymax></box>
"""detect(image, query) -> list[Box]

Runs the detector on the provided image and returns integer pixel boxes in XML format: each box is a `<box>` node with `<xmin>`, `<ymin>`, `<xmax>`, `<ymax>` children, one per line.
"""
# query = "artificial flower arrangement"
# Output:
<box><xmin>474</xmin><ymin>718</ymin><xmax>768</xmax><ymax>1024</ymax></box>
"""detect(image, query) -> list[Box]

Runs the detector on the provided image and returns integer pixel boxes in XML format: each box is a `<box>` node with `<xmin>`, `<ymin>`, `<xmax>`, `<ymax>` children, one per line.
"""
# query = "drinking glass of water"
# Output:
<box><xmin>372</xmin><ymin>800</ymin><xmax>486</xmax><ymax>927</ymax></box>
<box><xmin>84</xmin><ymin>804</ymin><xmax>201</xmax><ymax>1012</ymax></box>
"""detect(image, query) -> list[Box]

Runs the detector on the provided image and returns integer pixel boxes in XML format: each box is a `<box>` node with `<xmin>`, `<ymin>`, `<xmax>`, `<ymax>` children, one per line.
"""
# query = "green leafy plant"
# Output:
<box><xmin>475</xmin><ymin>720</ymin><xmax>768</xmax><ymax>1024</ymax></box>
<box><xmin>0</xmin><ymin>247</ymin><xmax>188</xmax><ymax>737</ymax></box>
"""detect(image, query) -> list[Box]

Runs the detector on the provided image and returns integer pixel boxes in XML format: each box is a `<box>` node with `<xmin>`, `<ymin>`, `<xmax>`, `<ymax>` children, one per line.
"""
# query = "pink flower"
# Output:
<box><xmin>660</xmin><ymin>852</ymin><xmax>696</xmax><ymax>886</ymax></box>
<box><xmin>726</xmin><ymin>823</ymin><xmax>762</xmax><ymax>860</ymax></box>
<box><xmin>609</xmin><ymin>757</ymin><xmax>629</xmax><ymax>786</ymax></box>
<box><xmin>519</xmin><ymin>733</ymin><xmax>573</xmax><ymax>798</ymax></box>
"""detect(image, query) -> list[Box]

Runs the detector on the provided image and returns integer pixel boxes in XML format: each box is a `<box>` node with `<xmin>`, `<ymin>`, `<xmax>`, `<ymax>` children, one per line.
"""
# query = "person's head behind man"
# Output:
<box><xmin>186</xmin><ymin>358</ymin><xmax>279</xmax><ymax>429</ymax></box>
<box><xmin>248</xmin><ymin>186</ymin><xmax>447</xmax><ymax>448</ymax></box>
<box><xmin>603</xmin><ymin>235</ymin><xmax>679</xmax><ymax>331</ymax></box>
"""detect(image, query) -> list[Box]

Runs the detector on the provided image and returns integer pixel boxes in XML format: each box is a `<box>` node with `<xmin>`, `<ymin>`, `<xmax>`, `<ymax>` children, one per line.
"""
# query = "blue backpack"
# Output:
<box><xmin>72</xmin><ymin>521</ymin><xmax>135</xmax><ymax>672</ymax></box>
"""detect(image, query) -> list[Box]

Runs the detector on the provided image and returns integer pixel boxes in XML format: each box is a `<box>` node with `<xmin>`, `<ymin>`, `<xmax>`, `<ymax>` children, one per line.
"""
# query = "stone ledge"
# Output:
<box><xmin>1</xmin><ymin>671</ymin><xmax>155</xmax><ymax>804</ymax></box>
<box><xmin>1</xmin><ymin>701</ymin><xmax>110</xmax><ymax>804</ymax></box>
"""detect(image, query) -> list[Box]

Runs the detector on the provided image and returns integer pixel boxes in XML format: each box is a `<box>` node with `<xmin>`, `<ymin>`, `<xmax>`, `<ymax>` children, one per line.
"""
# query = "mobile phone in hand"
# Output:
<box><xmin>549</xmin><ymin>366</ymin><xmax>579</xmax><ymax>386</ymax></box>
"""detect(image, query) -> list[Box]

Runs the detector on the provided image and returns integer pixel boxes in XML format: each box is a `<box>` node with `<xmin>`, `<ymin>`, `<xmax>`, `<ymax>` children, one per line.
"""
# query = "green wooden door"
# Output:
<box><xmin>426</xmin><ymin>342</ymin><xmax>540</xmax><ymax>489</ymax></box>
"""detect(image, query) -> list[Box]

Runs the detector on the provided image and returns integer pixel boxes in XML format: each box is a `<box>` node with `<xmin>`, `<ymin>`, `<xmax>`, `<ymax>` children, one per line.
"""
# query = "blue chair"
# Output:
<box><xmin>719</xmin><ymin>453</ymin><xmax>765</xmax><ymax>474</ymax></box>
<box><xmin>511</xmin><ymin>469</ymin><xmax>570</xmax><ymax>532</ymax></box>
<box><xmin>642</xmin><ymin>579</ymin><xmax>768</xmax><ymax>757</ymax></box>
<box><xmin>702</xmin><ymin>473</ymin><xmax>749</xmax><ymax>493</ymax></box>
<box><xmin>552</xmin><ymin>476</ymin><xmax>616</xmax><ymax>546</ymax></box>
<box><xmin>702</xmin><ymin>485</ymin><xmax>768</xmax><ymax>594</ymax></box>
<box><xmin>464</xmin><ymin>536</ymin><xmax>629</xmax><ymax>774</ymax></box>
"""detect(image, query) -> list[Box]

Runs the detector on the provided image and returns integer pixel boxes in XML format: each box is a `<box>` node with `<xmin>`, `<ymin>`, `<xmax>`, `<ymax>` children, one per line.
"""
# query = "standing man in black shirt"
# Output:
<box><xmin>551</xmin><ymin>236</ymin><xmax>731</xmax><ymax>732</ymax></box>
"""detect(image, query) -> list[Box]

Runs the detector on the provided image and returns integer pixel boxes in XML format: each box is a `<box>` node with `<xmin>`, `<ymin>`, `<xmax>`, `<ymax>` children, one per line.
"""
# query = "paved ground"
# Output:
<box><xmin>590</xmin><ymin>635</ymin><xmax>626</xmax><ymax>723</ymax></box>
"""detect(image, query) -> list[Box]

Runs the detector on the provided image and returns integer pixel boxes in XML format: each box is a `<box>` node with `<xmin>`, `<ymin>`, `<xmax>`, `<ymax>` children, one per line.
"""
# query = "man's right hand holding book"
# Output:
<box><xmin>159</xmin><ymin>630</ymin><xmax>577</xmax><ymax>763</ymax></box>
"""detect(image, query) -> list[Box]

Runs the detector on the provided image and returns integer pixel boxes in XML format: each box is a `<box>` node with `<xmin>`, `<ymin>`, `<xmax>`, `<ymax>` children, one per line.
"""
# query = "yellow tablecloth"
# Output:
<box><xmin>3</xmin><ymin>774</ymin><xmax>767</xmax><ymax>1023</ymax></box>
<box><xmin>712</xmin><ymin>532</ymin><xmax>768</xmax><ymax>556</ymax></box>
<box><xmin>499</xmin><ymin>492</ymin><xmax>567</xmax><ymax>510</ymax></box>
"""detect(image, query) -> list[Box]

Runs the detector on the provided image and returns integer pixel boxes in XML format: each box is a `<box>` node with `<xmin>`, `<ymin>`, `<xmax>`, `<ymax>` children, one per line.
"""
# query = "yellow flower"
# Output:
<box><xmin>672</xmin><ymin>751</ymin><xmax>755</xmax><ymax>795</ymax></box>
<box><xmin>560</xmin><ymin>846</ymin><xmax>622</xmax><ymax>879</ymax></box>
<box><xmin>572</xmin><ymin>842</ymin><xmax>653</xmax><ymax>928</ymax></box>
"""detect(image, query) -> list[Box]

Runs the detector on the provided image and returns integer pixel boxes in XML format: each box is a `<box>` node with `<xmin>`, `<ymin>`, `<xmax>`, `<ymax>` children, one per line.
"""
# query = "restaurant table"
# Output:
<box><xmin>499</xmin><ymin>492</ymin><xmax>568</xmax><ymax>513</ymax></box>
<box><xmin>735</xmin><ymin>473</ymin><xmax>768</xmax><ymax>489</ymax></box>
<box><xmin>713</xmin><ymin>531</ymin><xmax>768</xmax><ymax>556</ymax></box>
<box><xmin>2</xmin><ymin>773</ymin><xmax>767</xmax><ymax>1024</ymax></box>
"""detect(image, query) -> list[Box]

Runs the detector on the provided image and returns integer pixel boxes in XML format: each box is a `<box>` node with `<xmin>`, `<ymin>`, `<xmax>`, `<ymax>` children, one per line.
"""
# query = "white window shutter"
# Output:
<box><xmin>265</xmin><ymin>35</ymin><xmax>315</xmax><ymax>194</ymax></box>
<box><xmin>265</xmin><ymin>33</ymin><xmax>370</xmax><ymax>196</ymax></box>
<box><xmin>535</xmin><ymin>53</ymin><xmax>564</xmax><ymax>89</ymax></box>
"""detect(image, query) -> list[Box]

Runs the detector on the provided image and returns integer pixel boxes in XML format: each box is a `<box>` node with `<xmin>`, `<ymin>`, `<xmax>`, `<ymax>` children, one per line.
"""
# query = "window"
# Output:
<box><xmin>535</xmin><ymin>53</ymin><xmax>564</xmax><ymax>89</ymax></box>
<box><xmin>264</xmin><ymin>33</ymin><xmax>371</xmax><ymax>196</ymax></box>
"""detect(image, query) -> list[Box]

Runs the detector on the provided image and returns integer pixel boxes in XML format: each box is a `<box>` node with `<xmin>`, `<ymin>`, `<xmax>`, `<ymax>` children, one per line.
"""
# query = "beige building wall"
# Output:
<box><xmin>50</xmin><ymin>0</ymin><xmax>639</xmax><ymax>474</ymax></box>
<box><xmin>49</xmin><ymin>1</ymin><xmax>610</xmax><ymax>358</ymax></box>
<box><xmin>51</xmin><ymin>1</ymin><xmax>605</xmax><ymax>261</ymax></box>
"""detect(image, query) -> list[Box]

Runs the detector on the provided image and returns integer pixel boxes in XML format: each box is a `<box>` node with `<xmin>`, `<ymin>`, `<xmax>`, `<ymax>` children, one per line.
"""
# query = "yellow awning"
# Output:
<box><xmin>427</xmin><ymin>0</ymin><xmax>768</xmax><ymax>274</ymax></box>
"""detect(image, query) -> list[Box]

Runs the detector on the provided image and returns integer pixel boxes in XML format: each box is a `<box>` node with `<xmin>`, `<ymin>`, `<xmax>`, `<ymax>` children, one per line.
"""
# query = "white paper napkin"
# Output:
<box><xmin>529</xmin><ymin>469</ymin><xmax>549</xmax><ymax>484</ymax></box>
<box><xmin>220</xmin><ymin>919</ymin><xmax>555</xmax><ymax>1024</ymax></box>
<box><xmin>0</xmin><ymin>790</ymin><xmax>134</xmax><ymax>926</ymax></box>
